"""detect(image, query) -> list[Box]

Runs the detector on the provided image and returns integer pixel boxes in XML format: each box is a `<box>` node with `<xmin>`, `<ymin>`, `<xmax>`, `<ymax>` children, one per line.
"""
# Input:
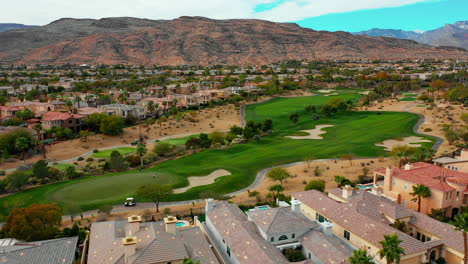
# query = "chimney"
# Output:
<box><xmin>164</xmin><ymin>216</ymin><xmax>178</xmax><ymax>234</ymax></box>
<box><xmin>290</xmin><ymin>199</ymin><xmax>301</xmax><ymax>213</ymax></box>
<box><xmin>404</xmin><ymin>163</ymin><xmax>413</xmax><ymax>171</ymax></box>
<box><xmin>371</xmin><ymin>186</ymin><xmax>383</xmax><ymax>197</ymax></box>
<box><xmin>342</xmin><ymin>185</ymin><xmax>354</xmax><ymax>199</ymax></box>
<box><xmin>320</xmin><ymin>221</ymin><xmax>333</xmax><ymax>235</ymax></box>
<box><xmin>122</xmin><ymin>236</ymin><xmax>137</xmax><ymax>263</ymax></box>
<box><xmin>205</xmin><ymin>198</ymin><xmax>215</xmax><ymax>212</ymax></box>
<box><xmin>128</xmin><ymin>215</ymin><xmax>142</xmax><ymax>235</ymax></box>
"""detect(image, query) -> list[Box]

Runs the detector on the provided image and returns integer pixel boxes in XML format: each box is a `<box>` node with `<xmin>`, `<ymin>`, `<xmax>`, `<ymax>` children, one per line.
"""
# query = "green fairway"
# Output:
<box><xmin>159</xmin><ymin>134</ymin><xmax>199</xmax><ymax>145</ymax></box>
<box><xmin>399</xmin><ymin>92</ymin><xmax>418</xmax><ymax>102</ymax></box>
<box><xmin>0</xmin><ymin>89</ymin><xmax>435</xmax><ymax>214</ymax></box>
<box><xmin>92</xmin><ymin>147</ymin><xmax>136</xmax><ymax>158</ymax></box>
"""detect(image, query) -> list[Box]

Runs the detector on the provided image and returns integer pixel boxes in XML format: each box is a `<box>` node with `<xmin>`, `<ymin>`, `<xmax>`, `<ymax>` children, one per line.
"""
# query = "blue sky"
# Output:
<box><xmin>291</xmin><ymin>0</ymin><xmax>468</xmax><ymax>32</ymax></box>
<box><xmin>3</xmin><ymin>0</ymin><xmax>467</xmax><ymax>32</ymax></box>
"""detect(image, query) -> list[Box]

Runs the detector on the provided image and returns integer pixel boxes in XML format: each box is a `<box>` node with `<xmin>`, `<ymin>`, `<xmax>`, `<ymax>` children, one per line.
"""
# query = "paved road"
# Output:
<box><xmin>403</xmin><ymin>103</ymin><xmax>444</xmax><ymax>151</ymax></box>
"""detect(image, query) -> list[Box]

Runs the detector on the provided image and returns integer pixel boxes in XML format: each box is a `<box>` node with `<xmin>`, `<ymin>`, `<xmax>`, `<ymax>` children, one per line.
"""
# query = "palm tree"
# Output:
<box><xmin>136</xmin><ymin>143</ymin><xmax>147</xmax><ymax>171</ymax></box>
<box><xmin>182</xmin><ymin>259</ymin><xmax>201</xmax><ymax>264</ymax></box>
<box><xmin>74</xmin><ymin>95</ymin><xmax>81</xmax><ymax>109</ymax></box>
<box><xmin>409</xmin><ymin>184</ymin><xmax>431</xmax><ymax>212</ymax></box>
<box><xmin>378</xmin><ymin>234</ymin><xmax>405</xmax><ymax>264</ymax></box>
<box><xmin>452</xmin><ymin>213</ymin><xmax>468</xmax><ymax>264</ymax></box>
<box><xmin>15</xmin><ymin>136</ymin><xmax>30</xmax><ymax>163</ymax></box>
<box><xmin>334</xmin><ymin>175</ymin><xmax>347</xmax><ymax>188</ymax></box>
<box><xmin>349</xmin><ymin>249</ymin><xmax>373</xmax><ymax>264</ymax></box>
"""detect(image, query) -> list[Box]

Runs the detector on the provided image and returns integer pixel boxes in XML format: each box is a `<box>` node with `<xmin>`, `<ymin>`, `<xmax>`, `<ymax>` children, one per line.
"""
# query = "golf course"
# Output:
<box><xmin>0</xmin><ymin>89</ymin><xmax>435</xmax><ymax>214</ymax></box>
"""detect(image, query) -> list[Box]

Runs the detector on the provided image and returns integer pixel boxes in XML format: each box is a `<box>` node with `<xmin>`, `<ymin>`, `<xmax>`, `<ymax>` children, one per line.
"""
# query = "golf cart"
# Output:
<box><xmin>124</xmin><ymin>197</ymin><xmax>136</xmax><ymax>207</ymax></box>
<box><xmin>131</xmin><ymin>139</ymin><xmax>140</xmax><ymax>146</ymax></box>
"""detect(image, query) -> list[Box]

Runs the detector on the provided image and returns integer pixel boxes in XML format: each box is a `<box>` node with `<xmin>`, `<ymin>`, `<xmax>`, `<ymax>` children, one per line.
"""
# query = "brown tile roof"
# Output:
<box><xmin>299</xmin><ymin>229</ymin><xmax>353</xmax><ymax>264</ymax></box>
<box><xmin>374</xmin><ymin>162</ymin><xmax>468</xmax><ymax>192</ymax></box>
<box><xmin>246</xmin><ymin>207</ymin><xmax>317</xmax><ymax>235</ymax></box>
<box><xmin>88</xmin><ymin>220</ymin><xmax>219</xmax><ymax>264</ymax></box>
<box><xmin>42</xmin><ymin>112</ymin><xmax>84</xmax><ymax>121</ymax></box>
<box><xmin>206</xmin><ymin>201</ymin><xmax>292</xmax><ymax>264</ymax></box>
<box><xmin>293</xmin><ymin>190</ymin><xmax>429</xmax><ymax>255</ymax></box>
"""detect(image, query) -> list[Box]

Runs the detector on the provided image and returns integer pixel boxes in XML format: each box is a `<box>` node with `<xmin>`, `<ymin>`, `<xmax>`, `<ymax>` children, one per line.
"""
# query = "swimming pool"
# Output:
<box><xmin>357</xmin><ymin>184</ymin><xmax>374</xmax><ymax>190</ymax></box>
<box><xmin>176</xmin><ymin>221</ymin><xmax>188</xmax><ymax>228</ymax></box>
<box><xmin>255</xmin><ymin>205</ymin><xmax>271</xmax><ymax>210</ymax></box>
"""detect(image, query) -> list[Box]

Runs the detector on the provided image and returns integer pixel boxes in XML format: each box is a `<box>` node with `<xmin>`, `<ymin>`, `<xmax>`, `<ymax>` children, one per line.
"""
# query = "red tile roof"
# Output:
<box><xmin>374</xmin><ymin>162</ymin><xmax>468</xmax><ymax>192</ymax></box>
<box><xmin>42</xmin><ymin>112</ymin><xmax>84</xmax><ymax>121</ymax></box>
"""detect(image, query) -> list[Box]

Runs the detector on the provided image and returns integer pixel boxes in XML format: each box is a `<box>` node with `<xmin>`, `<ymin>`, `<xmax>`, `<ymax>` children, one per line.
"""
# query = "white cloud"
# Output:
<box><xmin>3</xmin><ymin>0</ymin><xmax>430</xmax><ymax>25</ymax></box>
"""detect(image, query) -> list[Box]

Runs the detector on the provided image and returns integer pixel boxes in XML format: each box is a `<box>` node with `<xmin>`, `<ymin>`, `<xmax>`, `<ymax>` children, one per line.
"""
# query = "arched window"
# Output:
<box><xmin>278</xmin><ymin>235</ymin><xmax>288</xmax><ymax>241</ymax></box>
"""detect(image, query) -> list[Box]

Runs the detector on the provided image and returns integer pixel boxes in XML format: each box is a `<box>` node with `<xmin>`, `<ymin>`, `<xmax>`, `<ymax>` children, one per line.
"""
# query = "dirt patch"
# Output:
<box><xmin>375</xmin><ymin>136</ymin><xmax>431</xmax><ymax>151</ymax></box>
<box><xmin>287</xmin><ymin>125</ymin><xmax>334</xmax><ymax>140</ymax></box>
<box><xmin>173</xmin><ymin>169</ymin><xmax>231</xmax><ymax>194</ymax></box>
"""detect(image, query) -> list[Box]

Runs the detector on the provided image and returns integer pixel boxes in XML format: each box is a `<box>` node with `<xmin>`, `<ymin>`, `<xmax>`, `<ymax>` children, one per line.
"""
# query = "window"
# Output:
<box><xmin>344</xmin><ymin>230</ymin><xmax>350</xmax><ymax>240</ymax></box>
<box><xmin>416</xmin><ymin>232</ymin><xmax>421</xmax><ymax>240</ymax></box>
<box><xmin>292</xmin><ymin>233</ymin><xmax>295</xmax><ymax>239</ymax></box>
<box><xmin>279</xmin><ymin>235</ymin><xmax>288</xmax><ymax>241</ymax></box>
<box><xmin>457</xmin><ymin>192</ymin><xmax>460</xmax><ymax>198</ymax></box>
<box><xmin>427</xmin><ymin>236</ymin><xmax>431</xmax><ymax>242</ymax></box>
<box><xmin>271</xmin><ymin>237</ymin><xmax>274</xmax><ymax>242</ymax></box>
<box><xmin>404</xmin><ymin>183</ymin><xmax>408</xmax><ymax>191</ymax></box>
<box><xmin>402</xmin><ymin>200</ymin><xmax>407</xmax><ymax>207</ymax></box>
<box><xmin>392</xmin><ymin>179</ymin><xmax>396</xmax><ymax>186</ymax></box>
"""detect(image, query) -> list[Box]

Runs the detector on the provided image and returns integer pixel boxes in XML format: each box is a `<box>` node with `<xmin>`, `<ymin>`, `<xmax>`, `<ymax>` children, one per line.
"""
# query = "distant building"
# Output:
<box><xmin>99</xmin><ymin>104</ymin><xmax>146</xmax><ymax>119</ymax></box>
<box><xmin>433</xmin><ymin>149</ymin><xmax>468</xmax><ymax>173</ymax></box>
<box><xmin>41</xmin><ymin>112</ymin><xmax>85</xmax><ymax>131</ymax></box>
<box><xmin>0</xmin><ymin>237</ymin><xmax>78</xmax><ymax>264</ymax></box>
<box><xmin>374</xmin><ymin>162</ymin><xmax>468</xmax><ymax>217</ymax></box>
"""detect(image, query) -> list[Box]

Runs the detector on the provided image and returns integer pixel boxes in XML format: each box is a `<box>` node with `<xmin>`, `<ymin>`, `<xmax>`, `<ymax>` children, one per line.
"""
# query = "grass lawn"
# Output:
<box><xmin>399</xmin><ymin>92</ymin><xmax>418</xmax><ymax>102</ymax></box>
<box><xmin>0</xmin><ymin>89</ymin><xmax>435</xmax><ymax>214</ymax></box>
<box><xmin>159</xmin><ymin>134</ymin><xmax>199</xmax><ymax>145</ymax></box>
<box><xmin>92</xmin><ymin>147</ymin><xmax>136</xmax><ymax>158</ymax></box>
<box><xmin>52</xmin><ymin>164</ymin><xmax>76</xmax><ymax>170</ymax></box>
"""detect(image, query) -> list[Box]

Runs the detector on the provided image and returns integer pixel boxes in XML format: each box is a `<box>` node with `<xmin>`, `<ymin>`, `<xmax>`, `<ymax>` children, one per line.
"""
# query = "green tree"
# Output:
<box><xmin>334</xmin><ymin>175</ymin><xmax>351</xmax><ymax>188</ymax></box>
<box><xmin>261</xmin><ymin>119</ymin><xmax>273</xmax><ymax>132</ymax></box>
<box><xmin>378</xmin><ymin>234</ymin><xmax>405</xmax><ymax>264</ymax></box>
<box><xmin>15</xmin><ymin>136</ymin><xmax>31</xmax><ymax>162</ymax></box>
<box><xmin>349</xmin><ymin>249</ymin><xmax>373</xmax><ymax>264</ymax></box>
<box><xmin>5</xmin><ymin>171</ymin><xmax>30</xmax><ymax>191</ymax></box>
<box><xmin>409</xmin><ymin>184</ymin><xmax>431</xmax><ymax>212</ymax></box>
<box><xmin>137</xmin><ymin>183</ymin><xmax>173</xmax><ymax>212</ymax></box>
<box><xmin>451</xmin><ymin>213</ymin><xmax>468</xmax><ymax>264</ymax></box>
<box><xmin>79</xmin><ymin>130</ymin><xmax>93</xmax><ymax>142</ymax></box>
<box><xmin>198</xmin><ymin>133</ymin><xmax>212</xmax><ymax>148</ymax></box>
<box><xmin>268</xmin><ymin>184</ymin><xmax>285</xmax><ymax>200</ymax></box>
<box><xmin>267</xmin><ymin>167</ymin><xmax>291</xmax><ymax>185</ymax></box>
<box><xmin>289</xmin><ymin>112</ymin><xmax>299</xmax><ymax>125</ymax></box>
<box><xmin>209</xmin><ymin>131</ymin><xmax>225</xmax><ymax>145</ymax></box>
<box><xmin>1</xmin><ymin>203</ymin><xmax>62</xmax><ymax>241</ymax></box>
<box><xmin>390</xmin><ymin>145</ymin><xmax>416</xmax><ymax>168</ymax></box>
<box><xmin>305</xmin><ymin>180</ymin><xmax>325</xmax><ymax>192</ymax></box>
<box><xmin>109</xmin><ymin>150</ymin><xmax>128</xmax><ymax>172</ymax></box>
<box><xmin>136</xmin><ymin>143</ymin><xmax>148</xmax><ymax>170</ymax></box>
<box><xmin>100</xmin><ymin>115</ymin><xmax>125</xmax><ymax>135</ymax></box>
<box><xmin>32</xmin><ymin>159</ymin><xmax>49</xmax><ymax>180</ymax></box>
<box><xmin>153</xmin><ymin>142</ymin><xmax>174</xmax><ymax>157</ymax></box>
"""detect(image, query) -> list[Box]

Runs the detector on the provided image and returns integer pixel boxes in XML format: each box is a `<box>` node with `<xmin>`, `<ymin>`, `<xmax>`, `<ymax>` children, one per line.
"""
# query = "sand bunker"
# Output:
<box><xmin>318</xmin><ymin>89</ymin><xmax>335</xmax><ymax>93</ymax></box>
<box><xmin>174</xmin><ymin>169</ymin><xmax>231</xmax><ymax>194</ymax></box>
<box><xmin>287</xmin><ymin>125</ymin><xmax>334</xmax><ymax>140</ymax></box>
<box><xmin>359</xmin><ymin>91</ymin><xmax>371</xmax><ymax>95</ymax></box>
<box><xmin>324</xmin><ymin>93</ymin><xmax>339</xmax><ymax>96</ymax></box>
<box><xmin>375</xmin><ymin>136</ymin><xmax>431</xmax><ymax>151</ymax></box>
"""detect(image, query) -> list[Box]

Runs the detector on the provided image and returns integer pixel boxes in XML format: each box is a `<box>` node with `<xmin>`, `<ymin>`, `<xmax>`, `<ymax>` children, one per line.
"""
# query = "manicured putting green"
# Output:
<box><xmin>92</xmin><ymin>147</ymin><xmax>136</xmax><ymax>158</ymax></box>
<box><xmin>0</xmin><ymin>89</ymin><xmax>435</xmax><ymax>214</ymax></box>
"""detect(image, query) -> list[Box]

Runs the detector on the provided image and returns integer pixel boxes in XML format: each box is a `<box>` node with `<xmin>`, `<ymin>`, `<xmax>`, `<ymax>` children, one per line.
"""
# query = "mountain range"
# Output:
<box><xmin>0</xmin><ymin>23</ymin><xmax>36</xmax><ymax>32</ymax></box>
<box><xmin>0</xmin><ymin>17</ymin><xmax>466</xmax><ymax>66</ymax></box>
<box><xmin>353</xmin><ymin>21</ymin><xmax>468</xmax><ymax>50</ymax></box>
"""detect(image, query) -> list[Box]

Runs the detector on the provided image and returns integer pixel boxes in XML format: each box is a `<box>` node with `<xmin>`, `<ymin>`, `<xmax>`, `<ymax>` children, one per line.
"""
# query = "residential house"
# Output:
<box><xmin>433</xmin><ymin>149</ymin><xmax>468</xmax><ymax>173</ymax></box>
<box><xmin>99</xmin><ymin>104</ymin><xmax>146</xmax><ymax>119</ymax></box>
<box><xmin>0</xmin><ymin>86</ymin><xmax>17</xmax><ymax>96</ymax></box>
<box><xmin>293</xmin><ymin>188</ymin><xmax>466</xmax><ymax>264</ymax></box>
<box><xmin>87</xmin><ymin>215</ymin><xmax>219</xmax><ymax>264</ymax></box>
<box><xmin>205</xmin><ymin>199</ymin><xmax>355</xmax><ymax>264</ymax></box>
<box><xmin>41</xmin><ymin>112</ymin><xmax>85</xmax><ymax>131</ymax></box>
<box><xmin>0</xmin><ymin>237</ymin><xmax>78</xmax><ymax>264</ymax></box>
<box><xmin>77</xmin><ymin>107</ymin><xmax>115</xmax><ymax>117</ymax></box>
<box><xmin>373</xmin><ymin>162</ymin><xmax>468</xmax><ymax>217</ymax></box>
